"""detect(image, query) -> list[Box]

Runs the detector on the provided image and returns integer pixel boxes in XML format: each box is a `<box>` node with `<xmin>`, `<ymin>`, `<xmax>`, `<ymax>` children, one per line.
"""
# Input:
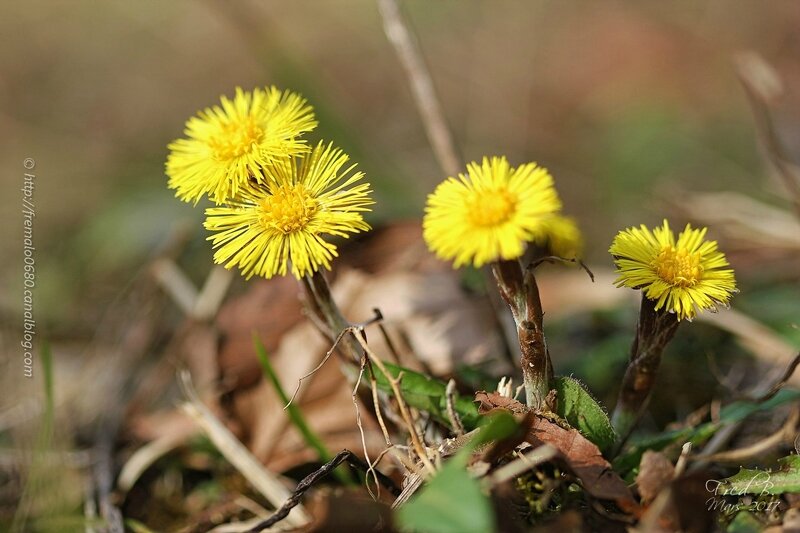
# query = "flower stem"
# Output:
<box><xmin>611</xmin><ymin>296</ymin><xmax>680</xmax><ymax>450</ymax></box>
<box><xmin>301</xmin><ymin>270</ymin><xmax>363</xmax><ymax>364</ymax></box>
<box><xmin>491</xmin><ymin>260</ymin><xmax>554</xmax><ymax>410</ymax></box>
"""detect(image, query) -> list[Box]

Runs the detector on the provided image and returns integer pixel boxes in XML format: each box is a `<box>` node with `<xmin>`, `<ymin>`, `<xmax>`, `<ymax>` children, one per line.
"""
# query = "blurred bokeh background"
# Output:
<box><xmin>2</xmin><ymin>0</ymin><xmax>800</xmax><ymax>333</ymax></box>
<box><xmin>2</xmin><ymin>1</ymin><xmax>800</xmax><ymax>529</ymax></box>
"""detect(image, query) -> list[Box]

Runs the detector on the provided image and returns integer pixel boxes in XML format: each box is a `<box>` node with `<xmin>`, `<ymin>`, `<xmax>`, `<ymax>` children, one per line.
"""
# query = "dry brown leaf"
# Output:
<box><xmin>635</xmin><ymin>451</ymin><xmax>675</xmax><ymax>504</ymax></box>
<box><xmin>475</xmin><ymin>391</ymin><xmax>529</xmax><ymax>415</ymax></box>
<box><xmin>525</xmin><ymin>416</ymin><xmax>635</xmax><ymax>506</ymax></box>
<box><xmin>476</xmin><ymin>391</ymin><xmax>636</xmax><ymax>507</ymax></box>
<box><xmin>303</xmin><ymin>488</ymin><xmax>395</xmax><ymax>532</ymax></box>
<box><xmin>216</xmin><ymin>274</ymin><xmax>303</xmax><ymax>391</ymax></box>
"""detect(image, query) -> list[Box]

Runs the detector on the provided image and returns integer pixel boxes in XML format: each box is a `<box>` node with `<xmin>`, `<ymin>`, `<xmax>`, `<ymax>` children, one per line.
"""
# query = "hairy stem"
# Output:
<box><xmin>611</xmin><ymin>296</ymin><xmax>680</xmax><ymax>451</ymax></box>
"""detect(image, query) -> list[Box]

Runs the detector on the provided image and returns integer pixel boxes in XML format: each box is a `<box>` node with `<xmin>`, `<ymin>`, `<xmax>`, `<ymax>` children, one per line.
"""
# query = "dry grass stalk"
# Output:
<box><xmin>178</xmin><ymin>371</ymin><xmax>310</xmax><ymax>529</ymax></box>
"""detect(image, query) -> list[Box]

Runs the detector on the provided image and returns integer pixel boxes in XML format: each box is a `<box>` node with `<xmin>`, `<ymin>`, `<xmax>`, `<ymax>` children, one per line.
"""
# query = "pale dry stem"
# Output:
<box><xmin>351</xmin><ymin>331</ymin><xmax>437</xmax><ymax>476</ymax></box>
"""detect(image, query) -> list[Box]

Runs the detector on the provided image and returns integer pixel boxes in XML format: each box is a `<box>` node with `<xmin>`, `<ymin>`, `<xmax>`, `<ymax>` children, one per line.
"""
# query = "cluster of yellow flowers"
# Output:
<box><xmin>166</xmin><ymin>86</ymin><xmax>736</xmax><ymax>320</ymax></box>
<box><xmin>166</xmin><ymin>87</ymin><xmax>373</xmax><ymax>279</ymax></box>
<box><xmin>422</xmin><ymin>157</ymin><xmax>735</xmax><ymax>320</ymax></box>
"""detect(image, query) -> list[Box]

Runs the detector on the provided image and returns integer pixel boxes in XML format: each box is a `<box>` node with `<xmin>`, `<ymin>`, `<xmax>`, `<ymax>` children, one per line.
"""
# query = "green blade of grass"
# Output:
<box><xmin>12</xmin><ymin>340</ymin><xmax>56</xmax><ymax>532</ymax></box>
<box><xmin>252</xmin><ymin>333</ymin><xmax>352</xmax><ymax>486</ymax></box>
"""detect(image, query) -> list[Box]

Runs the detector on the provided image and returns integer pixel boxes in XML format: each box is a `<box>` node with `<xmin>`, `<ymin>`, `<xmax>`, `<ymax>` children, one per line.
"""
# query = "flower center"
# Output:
<box><xmin>208</xmin><ymin>117</ymin><xmax>265</xmax><ymax>161</ymax></box>
<box><xmin>653</xmin><ymin>245</ymin><xmax>703</xmax><ymax>287</ymax></box>
<box><xmin>259</xmin><ymin>184</ymin><xmax>318</xmax><ymax>234</ymax></box>
<box><xmin>466</xmin><ymin>189</ymin><xmax>517</xmax><ymax>227</ymax></box>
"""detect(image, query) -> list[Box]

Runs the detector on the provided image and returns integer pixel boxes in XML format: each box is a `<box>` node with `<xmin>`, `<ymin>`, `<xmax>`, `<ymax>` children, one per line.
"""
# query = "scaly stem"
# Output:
<box><xmin>491</xmin><ymin>260</ymin><xmax>553</xmax><ymax>410</ymax></box>
<box><xmin>611</xmin><ymin>296</ymin><xmax>680</xmax><ymax>452</ymax></box>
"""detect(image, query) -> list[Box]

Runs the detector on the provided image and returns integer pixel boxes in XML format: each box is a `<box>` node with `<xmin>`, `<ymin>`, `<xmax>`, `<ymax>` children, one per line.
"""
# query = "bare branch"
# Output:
<box><xmin>248</xmin><ymin>450</ymin><xmax>400</xmax><ymax>532</ymax></box>
<box><xmin>735</xmin><ymin>51</ymin><xmax>800</xmax><ymax>218</ymax></box>
<box><xmin>377</xmin><ymin>0</ymin><xmax>462</xmax><ymax>177</ymax></box>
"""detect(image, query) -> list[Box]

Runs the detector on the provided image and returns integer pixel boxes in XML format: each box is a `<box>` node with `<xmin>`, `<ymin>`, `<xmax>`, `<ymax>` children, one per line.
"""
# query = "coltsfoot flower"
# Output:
<box><xmin>204</xmin><ymin>142</ymin><xmax>372</xmax><ymax>279</ymax></box>
<box><xmin>610</xmin><ymin>219</ymin><xmax>736</xmax><ymax>320</ymax></box>
<box><xmin>531</xmin><ymin>215</ymin><xmax>583</xmax><ymax>259</ymax></box>
<box><xmin>423</xmin><ymin>156</ymin><xmax>562</xmax><ymax>267</ymax></box>
<box><xmin>167</xmin><ymin>86</ymin><xmax>317</xmax><ymax>204</ymax></box>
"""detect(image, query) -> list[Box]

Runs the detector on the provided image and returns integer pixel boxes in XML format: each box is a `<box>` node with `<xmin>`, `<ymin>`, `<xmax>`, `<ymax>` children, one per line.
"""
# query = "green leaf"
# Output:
<box><xmin>396</xmin><ymin>412</ymin><xmax>516</xmax><ymax>533</ymax></box>
<box><xmin>726</xmin><ymin>511</ymin><xmax>764</xmax><ymax>533</ymax></box>
<box><xmin>396</xmin><ymin>457</ymin><xmax>494</xmax><ymax>533</ymax></box>
<box><xmin>472</xmin><ymin>410</ymin><xmax>518</xmax><ymax>449</ymax></box>
<box><xmin>554</xmin><ymin>376</ymin><xmax>616</xmax><ymax>453</ymax></box>
<box><xmin>614</xmin><ymin>388</ymin><xmax>800</xmax><ymax>473</ymax></box>
<box><xmin>719</xmin><ymin>455</ymin><xmax>800</xmax><ymax>496</ymax></box>
<box><xmin>371</xmin><ymin>362</ymin><xmax>481</xmax><ymax>431</ymax></box>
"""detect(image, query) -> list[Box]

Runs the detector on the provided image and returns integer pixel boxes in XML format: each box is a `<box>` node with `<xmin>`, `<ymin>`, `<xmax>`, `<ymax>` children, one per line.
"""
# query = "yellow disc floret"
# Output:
<box><xmin>466</xmin><ymin>189</ymin><xmax>517</xmax><ymax>227</ymax></box>
<box><xmin>653</xmin><ymin>246</ymin><xmax>703</xmax><ymax>288</ymax></box>
<box><xmin>259</xmin><ymin>184</ymin><xmax>319</xmax><ymax>234</ymax></box>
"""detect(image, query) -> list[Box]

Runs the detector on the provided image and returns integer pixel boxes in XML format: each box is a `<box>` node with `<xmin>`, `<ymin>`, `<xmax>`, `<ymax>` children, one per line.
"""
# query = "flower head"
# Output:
<box><xmin>204</xmin><ymin>142</ymin><xmax>372</xmax><ymax>279</ymax></box>
<box><xmin>610</xmin><ymin>219</ymin><xmax>736</xmax><ymax>320</ymax></box>
<box><xmin>423</xmin><ymin>156</ymin><xmax>562</xmax><ymax>267</ymax></box>
<box><xmin>531</xmin><ymin>215</ymin><xmax>583</xmax><ymax>259</ymax></box>
<box><xmin>167</xmin><ymin>86</ymin><xmax>317</xmax><ymax>204</ymax></box>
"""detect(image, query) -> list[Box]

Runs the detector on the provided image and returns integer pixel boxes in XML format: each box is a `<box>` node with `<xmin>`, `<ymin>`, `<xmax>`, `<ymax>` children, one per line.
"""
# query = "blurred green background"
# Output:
<box><xmin>1</xmin><ymin>2</ymin><xmax>800</xmax><ymax>529</ymax></box>
<box><xmin>2</xmin><ymin>0</ymin><xmax>799</xmax><ymax>334</ymax></box>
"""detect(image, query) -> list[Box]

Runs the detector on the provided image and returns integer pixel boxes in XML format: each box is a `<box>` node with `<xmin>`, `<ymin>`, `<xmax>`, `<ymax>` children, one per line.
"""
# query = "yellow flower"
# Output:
<box><xmin>166</xmin><ymin>86</ymin><xmax>317</xmax><ymax>204</ymax></box>
<box><xmin>204</xmin><ymin>142</ymin><xmax>372</xmax><ymax>279</ymax></box>
<box><xmin>423</xmin><ymin>156</ymin><xmax>562</xmax><ymax>267</ymax></box>
<box><xmin>532</xmin><ymin>215</ymin><xmax>583</xmax><ymax>259</ymax></box>
<box><xmin>610</xmin><ymin>220</ymin><xmax>736</xmax><ymax>321</ymax></box>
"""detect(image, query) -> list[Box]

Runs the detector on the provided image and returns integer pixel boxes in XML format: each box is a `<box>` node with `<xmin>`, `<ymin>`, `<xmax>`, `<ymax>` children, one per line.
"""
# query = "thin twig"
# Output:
<box><xmin>528</xmin><ymin>255</ymin><xmax>595</xmax><ymax>282</ymax></box>
<box><xmin>368</xmin><ymin>360</ymin><xmax>394</xmax><ymax>447</ymax></box>
<box><xmin>445</xmin><ymin>379</ymin><xmax>465</xmax><ymax>436</ymax></box>
<box><xmin>285</xmin><ymin>327</ymin><xmax>354</xmax><ymax>408</ymax></box>
<box><xmin>692</xmin><ymin>355</ymin><xmax>800</xmax><ymax>470</ymax></box>
<box><xmin>745</xmin><ymin>351</ymin><xmax>800</xmax><ymax>403</ymax></box>
<box><xmin>484</xmin><ymin>445</ymin><xmax>558</xmax><ymax>487</ymax></box>
<box><xmin>151</xmin><ymin>258</ymin><xmax>198</xmax><ymax>316</ymax></box>
<box><xmin>193</xmin><ymin>266</ymin><xmax>234</xmax><ymax>321</ymax></box>
<box><xmin>694</xmin><ymin>408</ymin><xmax>800</xmax><ymax>464</ymax></box>
<box><xmin>352</xmin><ymin>331</ymin><xmax>437</xmax><ymax>475</ymax></box>
<box><xmin>248</xmin><ymin>450</ymin><xmax>401</xmax><ymax>532</ymax></box>
<box><xmin>707</xmin><ymin>351</ymin><xmax>800</xmax><ymax>403</ymax></box>
<box><xmin>735</xmin><ymin>51</ymin><xmax>800</xmax><ymax>218</ymax></box>
<box><xmin>377</xmin><ymin>0</ymin><xmax>462</xmax><ymax>177</ymax></box>
<box><xmin>351</xmin><ymin>355</ymin><xmax>381</xmax><ymax>499</ymax></box>
<box><xmin>373</xmin><ymin>307</ymin><xmax>403</xmax><ymax>365</ymax></box>
<box><xmin>674</xmin><ymin>442</ymin><xmax>692</xmax><ymax>477</ymax></box>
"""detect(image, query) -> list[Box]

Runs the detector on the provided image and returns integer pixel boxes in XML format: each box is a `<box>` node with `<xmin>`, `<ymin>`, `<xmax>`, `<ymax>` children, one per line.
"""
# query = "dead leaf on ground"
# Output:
<box><xmin>635</xmin><ymin>471</ymin><xmax>716</xmax><ymax>533</ymax></box>
<box><xmin>476</xmin><ymin>392</ymin><xmax>636</xmax><ymax>508</ymax></box>
<box><xmin>305</xmin><ymin>488</ymin><xmax>395</xmax><ymax>532</ymax></box>
<box><xmin>636</xmin><ymin>451</ymin><xmax>675</xmax><ymax>504</ymax></box>
<box><xmin>475</xmin><ymin>391</ymin><xmax>529</xmax><ymax>415</ymax></box>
